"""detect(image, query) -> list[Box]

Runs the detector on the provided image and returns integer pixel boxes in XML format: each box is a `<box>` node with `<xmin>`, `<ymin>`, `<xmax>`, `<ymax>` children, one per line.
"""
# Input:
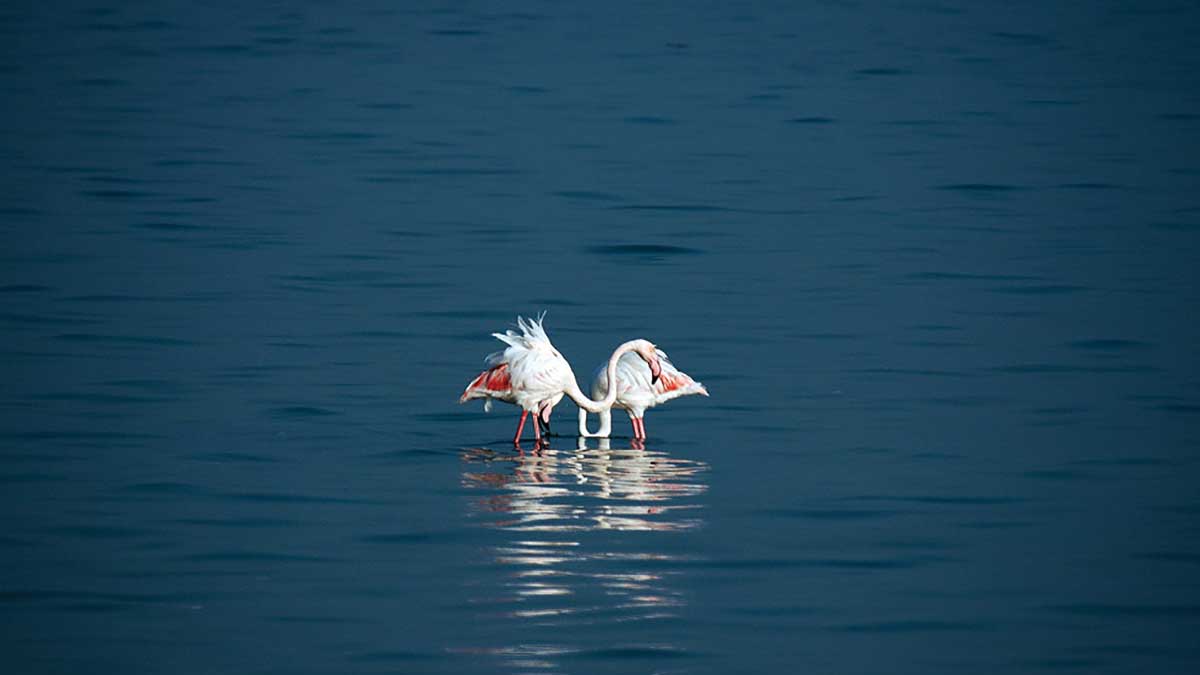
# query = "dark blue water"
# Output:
<box><xmin>3</xmin><ymin>1</ymin><xmax>1200</xmax><ymax>672</ymax></box>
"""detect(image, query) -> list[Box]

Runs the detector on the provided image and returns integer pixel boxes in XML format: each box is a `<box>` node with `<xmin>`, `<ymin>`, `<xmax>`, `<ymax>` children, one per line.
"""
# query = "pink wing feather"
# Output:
<box><xmin>460</xmin><ymin>363</ymin><xmax>513</xmax><ymax>402</ymax></box>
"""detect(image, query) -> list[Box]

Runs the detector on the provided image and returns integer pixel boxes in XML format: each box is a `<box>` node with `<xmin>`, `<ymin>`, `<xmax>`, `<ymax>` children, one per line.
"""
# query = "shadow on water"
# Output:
<box><xmin>457</xmin><ymin>440</ymin><xmax>708</xmax><ymax>671</ymax></box>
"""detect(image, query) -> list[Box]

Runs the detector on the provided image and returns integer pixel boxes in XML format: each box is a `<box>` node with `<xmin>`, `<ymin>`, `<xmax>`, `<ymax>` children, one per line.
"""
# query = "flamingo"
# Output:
<box><xmin>577</xmin><ymin>348</ymin><xmax>708</xmax><ymax>440</ymax></box>
<box><xmin>459</xmin><ymin>315</ymin><xmax>663</xmax><ymax>446</ymax></box>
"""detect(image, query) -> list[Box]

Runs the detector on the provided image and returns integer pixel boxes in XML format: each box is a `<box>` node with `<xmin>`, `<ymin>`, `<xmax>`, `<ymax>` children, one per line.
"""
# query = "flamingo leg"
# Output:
<box><xmin>514</xmin><ymin>410</ymin><xmax>529</xmax><ymax>445</ymax></box>
<box><xmin>533</xmin><ymin>414</ymin><xmax>542</xmax><ymax>443</ymax></box>
<box><xmin>537</xmin><ymin>402</ymin><xmax>552</xmax><ymax>439</ymax></box>
<box><xmin>630</xmin><ymin>417</ymin><xmax>639</xmax><ymax>438</ymax></box>
<box><xmin>637</xmin><ymin>417</ymin><xmax>646</xmax><ymax>440</ymax></box>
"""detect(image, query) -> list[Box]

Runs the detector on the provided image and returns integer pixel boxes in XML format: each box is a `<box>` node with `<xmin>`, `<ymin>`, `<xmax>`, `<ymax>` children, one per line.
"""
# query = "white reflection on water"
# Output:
<box><xmin>462</xmin><ymin>439</ymin><xmax>708</xmax><ymax>533</ymax></box>
<box><xmin>459</xmin><ymin>440</ymin><xmax>708</xmax><ymax>670</ymax></box>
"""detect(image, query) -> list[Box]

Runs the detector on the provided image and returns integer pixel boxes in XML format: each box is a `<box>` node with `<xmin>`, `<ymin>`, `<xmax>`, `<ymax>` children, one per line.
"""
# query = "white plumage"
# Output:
<box><xmin>578</xmin><ymin>348</ymin><xmax>708</xmax><ymax>439</ymax></box>
<box><xmin>484</xmin><ymin>314</ymin><xmax>569</xmax><ymax>415</ymax></box>
<box><xmin>460</xmin><ymin>315</ymin><xmax>665</xmax><ymax>446</ymax></box>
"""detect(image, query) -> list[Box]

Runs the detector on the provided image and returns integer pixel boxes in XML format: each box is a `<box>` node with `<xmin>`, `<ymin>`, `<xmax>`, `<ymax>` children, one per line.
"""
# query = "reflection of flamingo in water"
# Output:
<box><xmin>459</xmin><ymin>315</ymin><xmax>663</xmax><ymax>446</ymax></box>
<box><xmin>458</xmin><ymin>442</ymin><xmax>708</xmax><ymax>661</ymax></box>
<box><xmin>460</xmin><ymin>443</ymin><xmax>708</xmax><ymax>532</ymax></box>
<box><xmin>577</xmin><ymin>349</ymin><xmax>708</xmax><ymax>440</ymax></box>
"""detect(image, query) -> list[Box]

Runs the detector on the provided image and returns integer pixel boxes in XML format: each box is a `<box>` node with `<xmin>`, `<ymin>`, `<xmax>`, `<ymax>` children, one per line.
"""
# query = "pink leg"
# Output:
<box><xmin>638</xmin><ymin>417</ymin><xmax>647</xmax><ymax>440</ymax></box>
<box><xmin>533</xmin><ymin>414</ymin><xmax>542</xmax><ymax>443</ymax></box>
<box><xmin>630</xmin><ymin>417</ymin><xmax>639</xmax><ymax>438</ymax></box>
<box><xmin>514</xmin><ymin>410</ymin><xmax>528</xmax><ymax>445</ymax></box>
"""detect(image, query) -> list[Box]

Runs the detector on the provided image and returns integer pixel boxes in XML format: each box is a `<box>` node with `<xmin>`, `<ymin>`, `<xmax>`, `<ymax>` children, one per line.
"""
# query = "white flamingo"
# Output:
<box><xmin>459</xmin><ymin>315</ymin><xmax>662</xmax><ymax>445</ymax></box>
<box><xmin>577</xmin><ymin>348</ymin><xmax>708</xmax><ymax>440</ymax></box>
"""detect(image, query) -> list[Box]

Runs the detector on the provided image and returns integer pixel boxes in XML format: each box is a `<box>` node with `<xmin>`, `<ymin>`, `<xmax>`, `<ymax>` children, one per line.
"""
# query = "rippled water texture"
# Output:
<box><xmin>3</xmin><ymin>1</ymin><xmax>1200</xmax><ymax>673</ymax></box>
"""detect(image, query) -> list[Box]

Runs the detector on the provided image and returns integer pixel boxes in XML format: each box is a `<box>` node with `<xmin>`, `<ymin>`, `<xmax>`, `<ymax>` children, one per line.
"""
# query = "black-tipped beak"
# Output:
<box><xmin>539</xmin><ymin>406</ymin><xmax>552</xmax><ymax>432</ymax></box>
<box><xmin>650</xmin><ymin>359</ymin><xmax>662</xmax><ymax>385</ymax></box>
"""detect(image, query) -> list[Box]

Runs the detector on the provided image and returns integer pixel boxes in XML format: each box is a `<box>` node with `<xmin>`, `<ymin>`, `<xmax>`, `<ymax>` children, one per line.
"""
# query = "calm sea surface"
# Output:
<box><xmin>3</xmin><ymin>1</ymin><xmax>1200</xmax><ymax>673</ymax></box>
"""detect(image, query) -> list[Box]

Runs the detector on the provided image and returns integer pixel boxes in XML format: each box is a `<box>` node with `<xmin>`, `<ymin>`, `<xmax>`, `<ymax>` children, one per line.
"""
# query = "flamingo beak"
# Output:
<box><xmin>539</xmin><ymin>406</ymin><xmax>552</xmax><ymax>433</ymax></box>
<box><xmin>650</xmin><ymin>357</ymin><xmax>662</xmax><ymax>385</ymax></box>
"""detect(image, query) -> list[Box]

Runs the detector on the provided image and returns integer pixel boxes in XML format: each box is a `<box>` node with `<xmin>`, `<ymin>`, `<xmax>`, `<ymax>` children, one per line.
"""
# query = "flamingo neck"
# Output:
<box><xmin>565</xmin><ymin>340</ymin><xmax>640</xmax><ymax>414</ymax></box>
<box><xmin>578</xmin><ymin>407</ymin><xmax>613</xmax><ymax>437</ymax></box>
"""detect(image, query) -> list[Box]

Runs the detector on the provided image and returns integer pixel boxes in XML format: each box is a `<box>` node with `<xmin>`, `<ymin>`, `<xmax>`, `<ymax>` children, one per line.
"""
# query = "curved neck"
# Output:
<box><xmin>577</xmin><ymin>407</ymin><xmax>613</xmax><ymax>437</ymax></box>
<box><xmin>564</xmin><ymin>340</ymin><xmax>641</xmax><ymax>414</ymax></box>
<box><xmin>578</xmin><ymin>407</ymin><xmax>594</xmax><ymax>437</ymax></box>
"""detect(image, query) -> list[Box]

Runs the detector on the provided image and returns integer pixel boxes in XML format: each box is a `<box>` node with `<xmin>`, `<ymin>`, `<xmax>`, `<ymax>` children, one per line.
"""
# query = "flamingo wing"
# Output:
<box><xmin>593</xmin><ymin>350</ymin><xmax>708</xmax><ymax>406</ymax></box>
<box><xmin>460</xmin><ymin>362</ymin><xmax>513</xmax><ymax>403</ymax></box>
<box><xmin>654</xmin><ymin>360</ymin><xmax>703</xmax><ymax>396</ymax></box>
<box><xmin>654</xmin><ymin>357</ymin><xmax>708</xmax><ymax>402</ymax></box>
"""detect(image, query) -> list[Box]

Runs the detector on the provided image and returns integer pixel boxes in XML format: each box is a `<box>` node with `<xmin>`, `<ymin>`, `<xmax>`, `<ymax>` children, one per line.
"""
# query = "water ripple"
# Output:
<box><xmin>1046</xmin><ymin>604</ymin><xmax>1200</xmax><ymax>617</ymax></box>
<box><xmin>830</xmin><ymin>619</ymin><xmax>988</xmax><ymax>632</ymax></box>
<box><xmin>584</xmin><ymin>244</ymin><xmax>704</xmax><ymax>258</ymax></box>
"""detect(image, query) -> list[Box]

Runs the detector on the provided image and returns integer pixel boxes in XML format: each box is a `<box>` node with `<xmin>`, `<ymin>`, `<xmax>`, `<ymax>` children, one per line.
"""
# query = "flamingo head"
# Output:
<box><xmin>631</xmin><ymin>340</ymin><xmax>663</xmax><ymax>384</ymax></box>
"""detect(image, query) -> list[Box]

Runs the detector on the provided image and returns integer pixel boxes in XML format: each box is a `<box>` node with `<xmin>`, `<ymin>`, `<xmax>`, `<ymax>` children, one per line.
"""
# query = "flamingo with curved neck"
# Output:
<box><xmin>577</xmin><ymin>348</ymin><xmax>708</xmax><ymax>440</ymax></box>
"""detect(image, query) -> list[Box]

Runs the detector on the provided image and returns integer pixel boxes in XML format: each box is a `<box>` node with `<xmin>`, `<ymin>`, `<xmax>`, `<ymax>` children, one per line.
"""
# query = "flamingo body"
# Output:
<box><xmin>579</xmin><ymin>350</ymin><xmax>708</xmax><ymax>439</ymax></box>
<box><xmin>460</xmin><ymin>316</ymin><xmax>573</xmax><ymax>439</ymax></box>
